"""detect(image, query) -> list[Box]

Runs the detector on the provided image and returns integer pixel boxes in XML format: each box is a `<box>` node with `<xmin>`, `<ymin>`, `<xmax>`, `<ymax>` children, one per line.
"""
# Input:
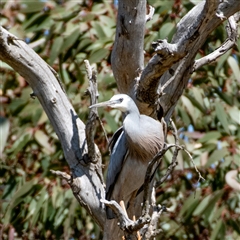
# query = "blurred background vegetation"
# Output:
<box><xmin>0</xmin><ymin>0</ymin><xmax>239</xmax><ymax>239</ymax></box>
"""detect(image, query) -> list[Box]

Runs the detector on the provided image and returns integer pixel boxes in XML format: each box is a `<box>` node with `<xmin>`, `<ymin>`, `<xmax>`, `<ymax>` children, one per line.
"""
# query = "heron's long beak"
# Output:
<box><xmin>89</xmin><ymin>100</ymin><xmax>118</xmax><ymax>109</ymax></box>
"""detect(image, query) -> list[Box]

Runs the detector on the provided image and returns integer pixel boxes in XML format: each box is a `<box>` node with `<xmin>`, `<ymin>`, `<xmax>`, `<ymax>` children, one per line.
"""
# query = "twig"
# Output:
<box><xmin>101</xmin><ymin>199</ymin><xmax>147</xmax><ymax>232</ymax></box>
<box><xmin>97</xmin><ymin>115</ymin><xmax>110</xmax><ymax>146</ymax></box>
<box><xmin>141</xmin><ymin>186</ymin><xmax>164</xmax><ymax>239</ymax></box>
<box><xmin>192</xmin><ymin>15</ymin><xmax>238</xmax><ymax>72</ymax></box>
<box><xmin>120</xmin><ymin>200</ymin><xmax>128</xmax><ymax>218</ymax></box>
<box><xmin>141</xmin><ymin>119</ymin><xmax>180</xmax><ymax>219</ymax></box>
<box><xmin>50</xmin><ymin>169</ymin><xmax>71</xmax><ymax>181</ymax></box>
<box><xmin>142</xmin><ymin>205</ymin><xmax>164</xmax><ymax>239</ymax></box>
<box><xmin>84</xmin><ymin>60</ymin><xmax>109</xmax><ymax>147</ymax></box>
<box><xmin>181</xmin><ymin>147</ymin><xmax>205</xmax><ymax>182</ymax></box>
<box><xmin>146</xmin><ymin>5</ymin><xmax>155</xmax><ymax>22</ymax></box>
<box><xmin>155</xmin><ymin>119</ymin><xmax>205</xmax><ymax>188</ymax></box>
<box><xmin>150</xmin><ymin>119</ymin><xmax>181</xmax><ymax>190</ymax></box>
<box><xmin>84</xmin><ymin>60</ymin><xmax>99</xmax><ymax>163</ymax></box>
<box><xmin>142</xmin><ymin>143</ymin><xmax>177</xmax><ymax>216</ymax></box>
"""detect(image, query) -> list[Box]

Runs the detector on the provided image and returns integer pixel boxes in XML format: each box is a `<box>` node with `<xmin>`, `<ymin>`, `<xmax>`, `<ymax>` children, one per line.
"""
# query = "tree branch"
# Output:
<box><xmin>193</xmin><ymin>14</ymin><xmax>239</xmax><ymax>71</ymax></box>
<box><xmin>135</xmin><ymin>0</ymin><xmax>240</xmax><ymax>119</ymax></box>
<box><xmin>84</xmin><ymin>60</ymin><xmax>99</xmax><ymax>163</ymax></box>
<box><xmin>0</xmin><ymin>26</ymin><xmax>106</xmax><ymax>229</ymax></box>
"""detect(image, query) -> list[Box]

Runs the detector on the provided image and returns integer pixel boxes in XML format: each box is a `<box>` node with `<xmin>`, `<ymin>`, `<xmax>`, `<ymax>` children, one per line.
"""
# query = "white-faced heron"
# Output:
<box><xmin>90</xmin><ymin>94</ymin><xmax>165</xmax><ymax>219</ymax></box>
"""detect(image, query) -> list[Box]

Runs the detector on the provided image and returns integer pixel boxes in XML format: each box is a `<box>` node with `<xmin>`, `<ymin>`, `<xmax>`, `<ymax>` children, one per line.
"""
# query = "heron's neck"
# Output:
<box><xmin>126</xmin><ymin>101</ymin><xmax>140</xmax><ymax>116</ymax></box>
<box><xmin>122</xmin><ymin>101</ymin><xmax>141</xmax><ymax>135</ymax></box>
<box><xmin>123</xmin><ymin>108</ymin><xmax>140</xmax><ymax>131</ymax></box>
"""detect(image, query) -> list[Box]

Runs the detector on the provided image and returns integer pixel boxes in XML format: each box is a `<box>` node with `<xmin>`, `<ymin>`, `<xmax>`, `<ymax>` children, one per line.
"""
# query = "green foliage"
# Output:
<box><xmin>1</xmin><ymin>0</ymin><xmax>240</xmax><ymax>239</ymax></box>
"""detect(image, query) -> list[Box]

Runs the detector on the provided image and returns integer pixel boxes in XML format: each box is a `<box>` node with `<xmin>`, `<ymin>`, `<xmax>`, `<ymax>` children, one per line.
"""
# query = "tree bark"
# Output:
<box><xmin>0</xmin><ymin>27</ymin><xmax>106</xmax><ymax>229</ymax></box>
<box><xmin>111</xmin><ymin>0</ymin><xmax>146</xmax><ymax>96</ymax></box>
<box><xmin>111</xmin><ymin>0</ymin><xmax>240</xmax><ymax>119</ymax></box>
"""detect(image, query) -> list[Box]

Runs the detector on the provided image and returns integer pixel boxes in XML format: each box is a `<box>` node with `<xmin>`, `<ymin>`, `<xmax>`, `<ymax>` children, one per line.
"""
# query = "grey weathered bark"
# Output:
<box><xmin>1</xmin><ymin>0</ymin><xmax>239</xmax><ymax>239</ymax></box>
<box><xmin>111</xmin><ymin>0</ymin><xmax>240</xmax><ymax>120</ymax></box>
<box><xmin>0</xmin><ymin>27</ymin><xmax>106</xmax><ymax>229</ymax></box>
<box><xmin>111</xmin><ymin>0</ymin><xmax>146</xmax><ymax>97</ymax></box>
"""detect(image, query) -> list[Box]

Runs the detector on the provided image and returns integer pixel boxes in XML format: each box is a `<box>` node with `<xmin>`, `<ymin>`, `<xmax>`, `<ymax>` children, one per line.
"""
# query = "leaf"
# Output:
<box><xmin>228</xmin><ymin>106</ymin><xmax>240</xmax><ymax>125</ymax></box>
<box><xmin>32</xmin><ymin>108</ymin><xmax>43</xmax><ymax>125</ymax></box>
<box><xmin>185</xmin><ymin>95</ymin><xmax>205</xmax><ymax>114</ymax></box>
<box><xmin>64</xmin><ymin>198</ymin><xmax>78</xmax><ymax>238</ymax></box>
<box><xmin>206</xmin><ymin>148</ymin><xmax>229</xmax><ymax>167</ymax></box>
<box><xmin>104</xmin><ymin>112</ymin><xmax>119</xmax><ymax>133</ymax></box>
<box><xmin>181</xmin><ymin>96</ymin><xmax>198</xmax><ymax>124</ymax></box>
<box><xmin>203</xmin><ymin>190</ymin><xmax>224</xmax><ymax>221</ymax></box>
<box><xmin>215</xmin><ymin>50</ymin><xmax>231</xmax><ymax>75</ymax></box>
<box><xmin>51</xmin><ymin>185</ymin><xmax>59</xmax><ymax>208</ymax></box>
<box><xmin>49</xmin><ymin>36</ymin><xmax>64</xmax><ymax>65</ymax></box>
<box><xmin>88</xmin><ymin>48</ymin><xmax>109</xmax><ymax>63</ymax></box>
<box><xmin>198</xmin><ymin>131</ymin><xmax>221</xmax><ymax>143</ymax></box>
<box><xmin>0</xmin><ymin>117</ymin><xmax>10</xmax><ymax>154</ymax></box>
<box><xmin>208</xmin><ymin>205</ymin><xmax>225</xmax><ymax>224</ymax></box>
<box><xmin>77</xmin><ymin>37</ymin><xmax>92</xmax><ymax>51</ymax></box>
<box><xmin>91</xmin><ymin>3</ymin><xmax>108</xmax><ymax>15</ymax></box>
<box><xmin>91</xmin><ymin>21</ymin><xmax>107</xmax><ymax>40</ymax></box>
<box><xmin>227</xmin><ymin>219</ymin><xmax>240</xmax><ymax>234</ymax></box>
<box><xmin>42</xmin><ymin>198</ymin><xmax>49</xmax><ymax>223</ymax></box>
<box><xmin>34</xmin><ymin>130</ymin><xmax>55</xmax><ymax>154</ymax></box>
<box><xmin>159</xmin><ymin>22</ymin><xmax>175</xmax><ymax>39</ymax></box>
<box><xmin>60</xmin><ymin>29</ymin><xmax>80</xmax><ymax>53</ymax></box>
<box><xmin>215</xmin><ymin>102</ymin><xmax>230</xmax><ymax>134</ymax></box>
<box><xmin>8</xmin><ymin>131</ymin><xmax>32</xmax><ymax>155</ymax></box>
<box><xmin>20</xmin><ymin>1</ymin><xmax>45</xmax><ymax>14</ymax></box>
<box><xmin>213</xmin><ymin>87</ymin><xmax>233</xmax><ymax>106</ymax></box>
<box><xmin>22</xmin><ymin>12</ymin><xmax>46</xmax><ymax>30</ymax></box>
<box><xmin>210</xmin><ymin>219</ymin><xmax>225</xmax><ymax>240</ymax></box>
<box><xmin>179</xmin><ymin>190</ymin><xmax>201</xmax><ymax>221</ymax></box>
<box><xmin>178</xmin><ymin>105</ymin><xmax>191</xmax><ymax>126</ymax></box>
<box><xmin>227</xmin><ymin>56</ymin><xmax>240</xmax><ymax>82</ymax></box>
<box><xmin>9</xmin><ymin>98</ymin><xmax>28</xmax><ymax>116</ymax></box>
<box><xmin>4</xmin><ymin>178</ymin><xmax>37</xmax><ymax>225</ymax></box>
<box><xmin>31</xmin><ymin>187</ymin><xmax>48</xmax><ymax>227</ymax></box>
<box><xmin>193</xmin><ymin>190</ymin><xmax>224</xmax><ymax>217</ymax></box>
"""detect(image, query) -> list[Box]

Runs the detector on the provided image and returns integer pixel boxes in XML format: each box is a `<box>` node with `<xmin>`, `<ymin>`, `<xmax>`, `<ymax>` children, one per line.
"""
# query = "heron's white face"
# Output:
<box><xmin>89</xmin><ymin>94</ymin><xmax>134</xmax><ymax>113</ymax></box>
<box><xmin>107</xmin><ymin>94</ymin><xmax>132</xmax><ymax>112</ymax></box>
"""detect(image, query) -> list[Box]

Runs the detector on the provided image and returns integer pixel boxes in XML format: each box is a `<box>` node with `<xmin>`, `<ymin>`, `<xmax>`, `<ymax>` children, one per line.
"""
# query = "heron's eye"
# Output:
<box><xmin>119</xmin><ymin>98</ymin><xmax>124</xmax><ymax>103</ymax></box>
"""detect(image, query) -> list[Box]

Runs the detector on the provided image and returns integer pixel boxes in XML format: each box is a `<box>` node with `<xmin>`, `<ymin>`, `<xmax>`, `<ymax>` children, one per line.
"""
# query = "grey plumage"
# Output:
<box><xmin>90</xmin><ymin>94</ymin><xmax>164</xmax><ymax>219</ymax></box>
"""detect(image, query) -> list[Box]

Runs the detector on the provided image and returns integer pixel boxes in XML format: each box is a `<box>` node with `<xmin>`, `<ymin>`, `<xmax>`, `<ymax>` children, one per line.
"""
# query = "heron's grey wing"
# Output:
<box><xmin>109</xmin><ymin>126</ymin><xmax>124</xmax><ymax>152</ymax></box>
<box><xmin>106</xmin><ymin>129</ymin><xmax>128</xmax><ymax>219</ymax></box>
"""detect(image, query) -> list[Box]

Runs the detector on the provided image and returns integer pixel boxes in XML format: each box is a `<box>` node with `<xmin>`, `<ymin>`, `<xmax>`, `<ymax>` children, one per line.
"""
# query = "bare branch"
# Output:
<box><xmin>136</xmin><ymin>0</ymin><xmax>240</xmax><ymax>118</ymax></box>
<box><xmin>181</xmin><ymin>147</ymin><xmax>205</xmax><ymax>182</ymax></box>
<box><xmin>142</xmin><ymin>204</ymin><xmax>164</xmax><ymax>239</ymax></box>
<box><xmin>155</xmin><ymin>119</ymin><xmax>205</xmax><ymax>188</ymax></box>
<box><xmin>102</xmin><ymin>199</ymin><xmax>149</xmax><ymax>237</ymax></box>
<box><xmin>155</xmin><ymin>119</ymin><xmax>181</xmax><ymax>188</ymax></box>
<box><xmin>101</xmin><ymin>199</ymin><xmax>134</xmax><ymax>229</ymax></box>
<box><xmin>142</xmin><ymin>141</ymin><xmax>179</xmax><ymax>218</ymax></box>
<box><xmin>0</xmin><ymin>26</ymin><xmax>106</xmax><ymax>229</ymax></box>
<box><xmin>193</xmin><ymin>15</ymin><xmax>239</xmax><ymax>71</ymax></box>
<box><xmin>146</xmin><ymin>5</ymin><xmax>155</xmax><ymax>22</ymax></box>
<box><xmin>50</xmin><ymin>170</ymin><xmax>71</xmax><ymax>181</ymax></box>
<box><xmin>137</xmin><ymin>1</ymin><xmax>208</xmax><ymax>106</ymax></box>
<box><xmin>84</xmin><ymin>60</ymin><xmax>99</xmax><ymax>163</ymax></box>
